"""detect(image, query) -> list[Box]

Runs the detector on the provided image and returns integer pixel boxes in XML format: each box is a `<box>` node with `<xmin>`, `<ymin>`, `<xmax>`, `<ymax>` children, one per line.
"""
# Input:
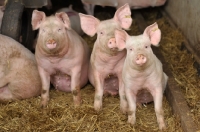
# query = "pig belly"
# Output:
<box><xmin>136</xmin><ymin>89</ymin><xmax>153</xmax><ymax>104</ymax></box>
<box><xmin>103</xmin><ymin>75</ymin><xmax>119</xmax><ymax>96</ymax></box>
<box><xmin>50</xmin><ymin>74</ymin><xmax>71</xmax><ymax>92</ymax></box>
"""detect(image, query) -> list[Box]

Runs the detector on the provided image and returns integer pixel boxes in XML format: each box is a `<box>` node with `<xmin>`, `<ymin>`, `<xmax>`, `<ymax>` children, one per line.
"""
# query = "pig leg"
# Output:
<box><xmin>70</xmin><ymin>68</ymin><xmax>81</xmax><ymax>106</ymax></box>
<box><xmin>93</xmin><ymin>71</ymin><xmax>104</xmax><ymax>111</ymax></box>
<box><xmin>38</xmin><ymin>66</ymin><xmax>50</xmax><ymax>108</ymax></box>
<box><xmin>152</xmin><ymin>87</ymin><xmax>166</xmax><ymax>130</ymax></box>
<box><xmin>126</xmin><ymin>86</ymin><xmax>137</xmax><ymax>125</ymax></box>
<box><xmin>0</xmin><ymin>86</ymin><xmax>13</xmax><ymax>101</ymax></box>
<box><xmin>0</xmin><ymin>76</ymin><xmax>13</xmax><ymax>101</ymax></box>
<box><xmin>118</xmin><ymin>77</ymin><xmax>128</xmax><ymax>114</ymax></box>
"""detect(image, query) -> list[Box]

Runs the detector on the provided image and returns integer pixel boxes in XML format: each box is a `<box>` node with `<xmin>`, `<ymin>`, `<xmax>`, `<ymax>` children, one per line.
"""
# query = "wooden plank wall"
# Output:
<box><xmin>164</xmin><ymin>0</ymin><xmax>200</xmax><ymax>64</ymax></box>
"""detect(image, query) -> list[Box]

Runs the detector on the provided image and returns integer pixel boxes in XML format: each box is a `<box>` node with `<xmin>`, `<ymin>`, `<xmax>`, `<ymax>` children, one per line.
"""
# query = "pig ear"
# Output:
<box><xmin>114</xmin><ymin>3</ymin><xmax>132</xmax><ymax>30</ymax></box>
<box><xmin>143</xmin><ymin>22</ymin><xmax>161</xmax><ymax>46</ymax></box>
<box><xmin>55</xmin><ymin>12</ymin><xmax>71</xmax><ymax>29</ymax></box>
<box><xmin>79</xmin><ymin>13</ymin><xmax>100</xmax><ymax>37</ymax></box>
<box><xmin>31</xmin><ymin>10</ymin><xmax>46</xmax><ymax>30</ymax></box>
<box><xmin>115</xmin><ymin>29</ymin><xmax>129</xmax><ymax>50</ymax></box>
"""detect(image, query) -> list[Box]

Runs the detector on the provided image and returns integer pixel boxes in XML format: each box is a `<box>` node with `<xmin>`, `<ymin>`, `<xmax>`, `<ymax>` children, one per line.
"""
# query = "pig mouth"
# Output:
<box><xmin>46</xmin><ymin>39</ymin><xmax>57</xmax><ymax>49</ymax></box>
<box><xmin>46</xmin><ymin>43</ymin><xmax>57</xmax><ymax>49</ymax></box>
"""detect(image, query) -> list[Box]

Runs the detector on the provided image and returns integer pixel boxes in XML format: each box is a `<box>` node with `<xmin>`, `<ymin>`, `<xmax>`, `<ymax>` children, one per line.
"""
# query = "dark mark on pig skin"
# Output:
<box><xmin>127</xmin><ymin>111</ymin><xmax>133</xmax><ymax>115</ymax></box>
<box><xmin>72</xmin><ymin>90</ymin><xmax>78</xmax><ymax>96</ymax></box>
<box><xmin>95</xmin><ymin>96</ymin><xmax>101</xmax><ymax>100</ymax></box>
<box><xmin>42</xmin><ymin>90</ymin><xmax>47</xmax><ymax>94</ymax></box>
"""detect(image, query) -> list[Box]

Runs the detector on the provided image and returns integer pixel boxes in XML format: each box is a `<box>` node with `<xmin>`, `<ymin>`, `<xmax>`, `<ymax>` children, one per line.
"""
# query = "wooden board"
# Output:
<box><xmin>164</xmin><ymin>0</ymin><xmax>200</xmax><ymax>66</ymax></box>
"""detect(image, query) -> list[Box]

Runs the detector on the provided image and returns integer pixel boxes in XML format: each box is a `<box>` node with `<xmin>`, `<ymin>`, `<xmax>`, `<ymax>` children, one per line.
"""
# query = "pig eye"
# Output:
<box><xmin>58</xmin><ymin>28</ymin><xmax>62</xmax><ymax>32</ymax></box>
<box><xmin>145</xmin><ymin>46</ymin><xmax>148</xmax><ymax>48</ymax></box>
<box><xmin>100</xmin><ymin>31</ymin><xmax>103</xmax><ymax>35</ymax></box>
<box><xmin>130</xmin><ymin>48</ymin><xmax>133</xmax><ymax>51</ymax></box>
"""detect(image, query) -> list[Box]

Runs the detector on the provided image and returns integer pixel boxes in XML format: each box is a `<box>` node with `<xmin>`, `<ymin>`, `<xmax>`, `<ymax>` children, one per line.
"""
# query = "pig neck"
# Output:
<box><xmin>93</xmin><ymin>43</ymin><xmax>126</xmax><ymax>63</ymax></box>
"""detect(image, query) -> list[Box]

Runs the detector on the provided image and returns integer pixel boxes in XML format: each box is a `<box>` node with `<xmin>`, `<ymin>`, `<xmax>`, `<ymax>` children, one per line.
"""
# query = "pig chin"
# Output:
<box><xmin>42</xmin><ymin>41</ymin><xmax>62</xmax><ymax>55</ymax></box>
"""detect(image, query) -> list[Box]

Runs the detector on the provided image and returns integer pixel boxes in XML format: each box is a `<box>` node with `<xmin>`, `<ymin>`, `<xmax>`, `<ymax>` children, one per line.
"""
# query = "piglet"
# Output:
<box><xmin>57</xmin><ymin>5</ymin><xmax>84</xmax><ymax>36</ymax></box>
<box><xmin>114</xmin><ymin>23</ymin><xmax>168</xmax><ymax>130</ymax></box>
<box><xmin>0</xmin><ymin>34</ymin><xmax>41</xmax><ymax>102</ymax></box>
<box><xmin>31</xmin><ymin>10</ymin><xmax>90</xmax><ymax>107</ymax></box>
<box><xmin>79</xmin><ymin>3</ymin><xmax>132</xmax><ymax>112</ymax></box>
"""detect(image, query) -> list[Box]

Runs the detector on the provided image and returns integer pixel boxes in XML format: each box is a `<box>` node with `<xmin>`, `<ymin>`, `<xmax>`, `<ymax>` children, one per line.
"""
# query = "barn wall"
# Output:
<box><xmin>164</xmin><ymin>0</ymin><xmax>200</xmax><ymax>59</ymax></box>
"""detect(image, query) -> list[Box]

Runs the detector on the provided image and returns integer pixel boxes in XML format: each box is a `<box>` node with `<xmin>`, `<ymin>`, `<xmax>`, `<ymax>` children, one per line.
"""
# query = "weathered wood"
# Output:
<box><xmin>161</xmin><ymin>9</ymin><xmax>200</xmax><ymax>68</ymax></box>
<box><xmin>132</xmin><ymin>11</ymin><xmax>199</xmax><ymax>132</ymax></box>
<box><xmin>164</xmin><ymin>0</ymin><xmax>200</xmax><ymax>67</ymax></box>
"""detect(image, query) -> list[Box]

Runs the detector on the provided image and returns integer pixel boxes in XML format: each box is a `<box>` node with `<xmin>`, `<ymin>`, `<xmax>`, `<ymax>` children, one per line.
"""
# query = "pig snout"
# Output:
<box><xmin>135</xmin><ymin>54</ymin><xmax>146</xmax><ymax>65</ymax></box>
<box><xmin>46</xmin><ymin>39</ymin><xmax>57</xmax><ymax>49</ymax></box>
<box><xmin>107</xmin><ymin>38</ymin><xmax>117</xmax><ymax>50</ymax></box>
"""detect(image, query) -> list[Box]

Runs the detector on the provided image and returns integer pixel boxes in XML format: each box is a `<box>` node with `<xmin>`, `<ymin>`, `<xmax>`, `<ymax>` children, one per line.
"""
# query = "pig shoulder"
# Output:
<box><xmin>67</xmin><ymin>29</ymin><xmax>89</xmax><ymax>55</ymax></box>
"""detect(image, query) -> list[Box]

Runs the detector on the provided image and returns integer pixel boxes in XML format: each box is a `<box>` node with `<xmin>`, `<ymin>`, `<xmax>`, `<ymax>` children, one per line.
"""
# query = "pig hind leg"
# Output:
<box><xmin>0</xmin><ymin>76</ymin><xmax>14</xmax><ymax>101</ymax></box>
<box><xmin>103</xmin><ymin>76</ymin><xmax>119</xmax><ymax>96</ymax></box>
<box><xmin>0</xmin><ymin>85</ymin><xmax>14</xmax><ymax>102</ymax></box>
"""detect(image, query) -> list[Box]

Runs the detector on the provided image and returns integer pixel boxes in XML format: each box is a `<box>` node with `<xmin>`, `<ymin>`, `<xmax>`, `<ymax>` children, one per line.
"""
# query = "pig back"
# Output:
<box><xmin>0</xmin><ymin>34</ymin><xmax>41</xmax><ymax>99</ymax></box>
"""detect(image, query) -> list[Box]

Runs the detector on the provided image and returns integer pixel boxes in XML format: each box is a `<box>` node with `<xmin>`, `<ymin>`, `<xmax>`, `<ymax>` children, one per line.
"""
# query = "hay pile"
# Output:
<box><xmin>0</xmin><ymin>7</ymin><xmax>191</xmax><ymax>132</ymax></box>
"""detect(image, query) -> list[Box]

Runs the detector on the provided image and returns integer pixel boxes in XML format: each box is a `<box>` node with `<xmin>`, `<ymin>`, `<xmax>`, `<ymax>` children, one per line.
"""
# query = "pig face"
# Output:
<box><xmin>32</xmin><ymin>10</ymin><xmax>71</xmax><ymax>55</ymax></box>
<box><xmin>79</xmin><ymin>3</ymin><xmax>132</xmax><ymax>53</ymax></box>
<box><xmin>115</xmin><ymin>22</ymin><xmax>161</xmax><ymax>67</ymax></box>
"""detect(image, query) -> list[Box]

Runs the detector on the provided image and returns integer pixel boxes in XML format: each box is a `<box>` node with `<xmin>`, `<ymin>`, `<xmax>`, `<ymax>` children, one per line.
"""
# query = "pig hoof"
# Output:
<box><xmin>74</xmin><ymin>97</ymin><xmax>81</xmax><ymax>107</ymax></box>
<box><xmin>120</xmin><ymin>107</ymin><xmax>127</xmax><ymax>114</ymax></box>
<box><xmin>94</xmin><ymin>103</ymin><xmax>102</xmax><ymax>112</ymax></box>
<box><xmin>40</xmin><ymin>103</ymin><xmax>47</xmax><ymax>108</ymax></box>
<box><xmin>94</xmin><ymin>107</ymin><xmax>102</xmax><ymax>112</ymax></box>
<box><xmin>159</xmin><ymin>122</ymin><xmax>166</xmax><ymax>130</ymax></box>
<box><xmin>74</xmin><ymin>101</ymin><xmax>81</xmax><ymax>107</ymax></box>
<box><xmin>40</xmin><ymin>99</ymin><xmax>48</xmax><ymax>108</ymax></box>
<box><xmin>127</xmin><ymin>116</ymin><xmax>136</xmax><ymax>126</ymax></box>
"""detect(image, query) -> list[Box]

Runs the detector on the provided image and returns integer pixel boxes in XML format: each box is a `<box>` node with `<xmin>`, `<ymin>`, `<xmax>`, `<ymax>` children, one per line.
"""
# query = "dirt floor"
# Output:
<box><xmin>1</xmin><ymin>4</ymin><xmax>200</xmax><ymax>132</ymax></box>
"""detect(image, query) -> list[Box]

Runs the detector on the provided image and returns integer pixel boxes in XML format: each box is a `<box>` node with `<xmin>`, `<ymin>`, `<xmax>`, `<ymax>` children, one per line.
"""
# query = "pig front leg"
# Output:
<box><xmin>118</xmin><ymin>76</ymin><xmax>128</xmax><ymax>114</ymax></box>
<box><xmin>152</xmin><ymin>87</ymin><xmax>166</xmax><ymax>130</ymax></box>
<box><xmin>38</xmin><ymin>66</ymin><xmax>50</xmax><ymax>108</ymax></box>
<box><xmin>93</xmin><ymin>71</ymin><xmax>104</xmax><ymax>111</ymax></box>
<box><xmin>70</xmin><ymin>68</ymin><xmax>82</xmax><ymax>106</ymax></box>
<box><xmin>125</xmin><ymin>85</ymin><xmax>137</xmax><ymax>125</ymax></box>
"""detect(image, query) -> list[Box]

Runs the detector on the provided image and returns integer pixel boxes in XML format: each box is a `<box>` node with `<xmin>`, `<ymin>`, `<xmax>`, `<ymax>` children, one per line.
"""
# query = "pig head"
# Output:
<box><xmin>79</xmin><ymin>3</ymin><xmax>132</xmax><ymax>112</ymax></box>
<box><xmin>114</xmin><ymin>22</ymin><xmax>168</xmax><ymax>130</ymax></box>
<box><xmin>32</xmin><ymin>10</ymin><xmax>90</xmax><ymax>107</ymax></box>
